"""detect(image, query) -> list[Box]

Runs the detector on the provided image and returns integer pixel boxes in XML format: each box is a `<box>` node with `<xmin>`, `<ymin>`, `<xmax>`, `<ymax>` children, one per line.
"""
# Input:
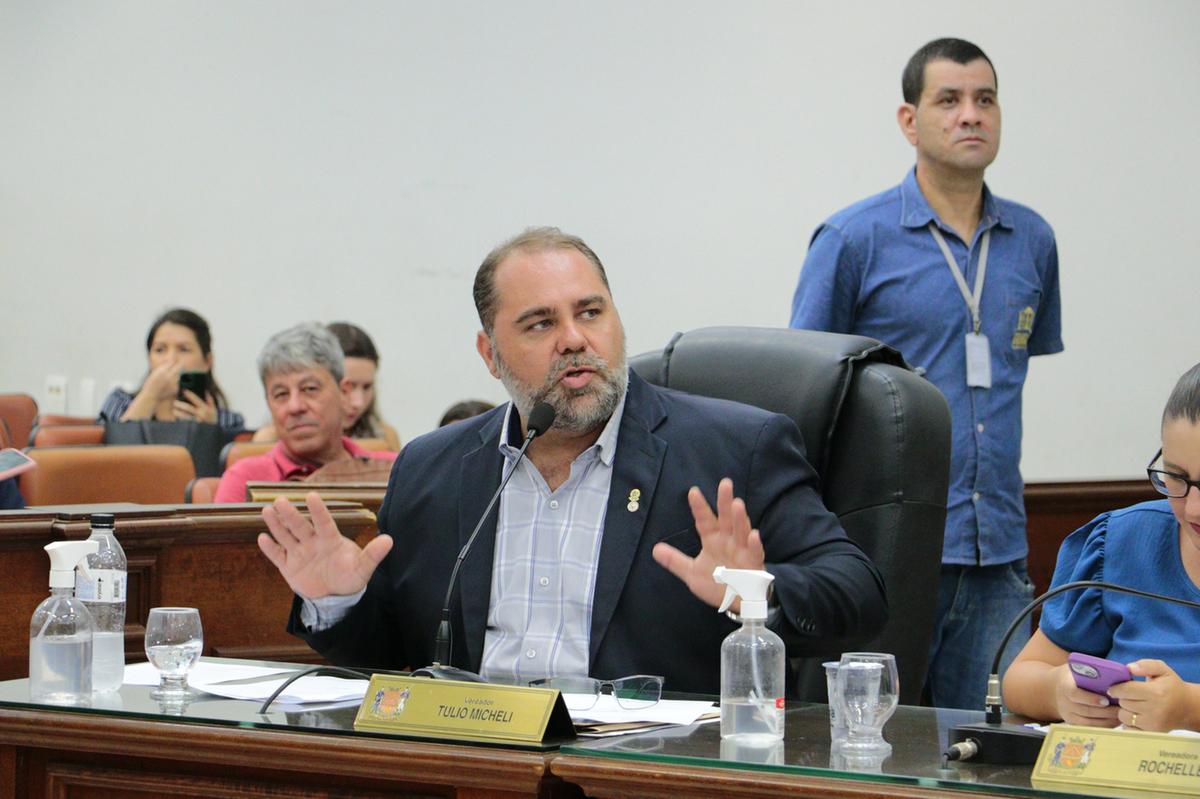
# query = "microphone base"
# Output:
<box><xmin>410</xmin><ymin>664</ymin><xmax>487</xmax><ymax>682</ymax></box>
<box><xmin>948</xmin><ymin>722</ymin><xmax>1046</xmax><ymax>765</ymax></box>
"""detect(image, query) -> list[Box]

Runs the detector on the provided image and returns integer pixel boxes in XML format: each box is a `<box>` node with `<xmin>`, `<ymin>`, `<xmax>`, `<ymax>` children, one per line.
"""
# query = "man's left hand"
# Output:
<box><xmin>652</xmin><ymin>477</ymin><xmax>765</xmax><ymax>611</ymax></box>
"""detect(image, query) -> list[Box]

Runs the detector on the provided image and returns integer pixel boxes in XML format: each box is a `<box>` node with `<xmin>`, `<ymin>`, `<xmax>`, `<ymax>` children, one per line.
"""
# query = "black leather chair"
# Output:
<box><xmin>630</xmin><ymin>326</ymin><xmax>951</xmax><ymax>705</ymax></box>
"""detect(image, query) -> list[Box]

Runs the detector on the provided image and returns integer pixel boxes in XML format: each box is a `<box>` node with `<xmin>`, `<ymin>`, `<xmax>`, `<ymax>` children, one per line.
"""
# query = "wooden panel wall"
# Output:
<box><xmin>1023</xmin><ymin>480</ymin><xmax>1158</xmax><ymax>598</ymax></box>
<box><xmin>0</xmin><ymin>503</ymin><xmax>378</xmax><ymax>681</ymax></box>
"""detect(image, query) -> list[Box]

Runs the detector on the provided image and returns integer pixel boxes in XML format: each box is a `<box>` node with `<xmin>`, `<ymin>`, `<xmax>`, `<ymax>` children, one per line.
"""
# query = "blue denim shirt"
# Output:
<box><xmin>789</xmin><ymin>168</ymin><xmax>1063</xmax><ymax>566</ymax></box>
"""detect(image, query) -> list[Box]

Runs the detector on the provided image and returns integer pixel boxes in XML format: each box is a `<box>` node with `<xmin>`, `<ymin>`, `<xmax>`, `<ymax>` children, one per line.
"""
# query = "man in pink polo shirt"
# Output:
<box><xmin>214</xmin><ymin>323</ymin><xmax>397</xmax><ymax>503</ymax></box>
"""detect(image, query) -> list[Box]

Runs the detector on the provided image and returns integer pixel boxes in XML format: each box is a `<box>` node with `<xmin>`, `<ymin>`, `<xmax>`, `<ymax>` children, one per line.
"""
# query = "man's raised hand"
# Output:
<box><xmin>257</xmin><ymin>492</ymin><xmax>393</xmax><ymax>599</ymax></box>
<box><xmin>651</xmin><ymin>477</ymin><xmax>765</xmax><ymax>610</ymax></box>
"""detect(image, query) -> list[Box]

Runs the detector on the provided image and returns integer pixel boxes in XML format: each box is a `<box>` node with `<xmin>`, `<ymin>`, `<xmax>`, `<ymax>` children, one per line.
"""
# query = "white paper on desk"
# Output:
<box><xmin>123</xmin><ymin>661</ymin><xmax>294</xmax><ymax>687</ymax></box>
<box><xmin>567</xmin><ymin>694</ymin><xmax>717</xmax><ymax>726</ymax></box>
<box><xmin>1026</xmin><ymin>722</ymin><xmax>1200</xmax><ymax>737</ymax></box>
<box><xmin>195</xmin><ymin>675</ymin><xmax>369</xmax><ymax>705</ymax></box>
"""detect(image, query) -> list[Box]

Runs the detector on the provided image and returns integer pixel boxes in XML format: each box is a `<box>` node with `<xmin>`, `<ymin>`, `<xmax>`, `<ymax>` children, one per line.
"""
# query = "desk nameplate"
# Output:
<box><xmin>353</xmin><ymin>674</ymin><xmax>575</xmax><ymax>745</ymax></box>
<box><xmin>1032</xmin><ymin>723</ymin><xmax>1200</xmax><ymax>797</ymax></box>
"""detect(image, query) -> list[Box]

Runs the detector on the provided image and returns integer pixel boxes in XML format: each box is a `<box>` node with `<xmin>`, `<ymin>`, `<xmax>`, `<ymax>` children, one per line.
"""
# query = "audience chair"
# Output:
<box><xmin>220</xmin><ymin>438</ymin><xmax>392</xmax><ymax>472</ymax></box>
<box><xmin>19</xmin><ymin>445</ymin><xmax>196</xmax><ymax>506</ymax></box>
<box><xmin>36</xmin><ymin>414</ymin><xmax>97</xmax><ymax>427</ymax></box>
<box><xmin>220</xmin><ymin>441</ymin><xmax>273</xmax><ymax>472</ymax></box>
<box><xmin>630</xmin><ymin>326</ymin><xmax>951</xmax><ymax>705</ymax></box>
<box><xmin>0</xmin><ymin>394</ymin><xmax>37</xmax><ymax>455</ymax></box>
<box><xmin>185</xmin><ymin>477</ymin><xmax>222</xmax><ymax>503</ymax></box>
<box><xmin>29</xmin><ymin>424</ymin><xmax>105</xmax><ymax>448</ymax></box>
<box><xmin>0</xmin><ymin>420</ymin><xmax>11</xmax><ymax>450</ymax></box>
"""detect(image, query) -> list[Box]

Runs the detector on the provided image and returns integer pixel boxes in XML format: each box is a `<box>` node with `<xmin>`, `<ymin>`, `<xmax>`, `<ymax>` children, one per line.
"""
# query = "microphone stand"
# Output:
<box><xmin>945</xmin><ymin>580</ymin><xmax>1200</xmax><ymax>765</ymax></box>
<box><xmin>412</xmin><ymin>402</ymin><xmax>555</xmax><ymax>682</ymax></box>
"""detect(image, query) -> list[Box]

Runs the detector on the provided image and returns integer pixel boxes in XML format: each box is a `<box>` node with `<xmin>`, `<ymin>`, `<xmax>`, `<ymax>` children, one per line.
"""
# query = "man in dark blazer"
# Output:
<box><xmin>259</xmin><ymin>227</ymin><xmax>887</xmax><ymax>695</ymax></box>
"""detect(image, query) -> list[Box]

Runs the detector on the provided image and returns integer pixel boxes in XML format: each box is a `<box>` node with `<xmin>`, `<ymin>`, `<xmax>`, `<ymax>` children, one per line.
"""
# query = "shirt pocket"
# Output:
<box><xmin>1004</xmin><ymin>287</ymin><xmax>1042</xmax><ymax>366</ymax></box>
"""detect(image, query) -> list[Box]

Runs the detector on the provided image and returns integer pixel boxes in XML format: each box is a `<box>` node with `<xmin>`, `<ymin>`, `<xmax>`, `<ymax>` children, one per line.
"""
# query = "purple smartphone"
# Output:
<box><xmin>1067</xmin><ymin>652</ymin><xmax>1131</xmax><ymax>697</ymax></box>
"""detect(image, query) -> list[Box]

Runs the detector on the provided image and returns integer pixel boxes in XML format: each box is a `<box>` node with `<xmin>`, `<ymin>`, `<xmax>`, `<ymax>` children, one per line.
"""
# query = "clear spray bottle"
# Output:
<box><xmin>30</xmin><ymin>540</ymin><xmax>100</xmax><ymax>704</ymax></box>
<box><xmin>714</xmin><ymin>566</ymin><xmax>785</xmax><ymax>743</ymax></box>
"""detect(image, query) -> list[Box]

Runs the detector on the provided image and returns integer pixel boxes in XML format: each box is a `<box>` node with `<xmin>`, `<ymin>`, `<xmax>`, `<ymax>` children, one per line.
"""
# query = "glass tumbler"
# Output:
<box><xmin>836</xmin><ymin>652</ymin><xmax>899</xmax><ymax>756</ymax></box>
<box><xmin>144</xmin><ymin>607</ymin><xmax>203</xmax><ymax>699</ymax></box>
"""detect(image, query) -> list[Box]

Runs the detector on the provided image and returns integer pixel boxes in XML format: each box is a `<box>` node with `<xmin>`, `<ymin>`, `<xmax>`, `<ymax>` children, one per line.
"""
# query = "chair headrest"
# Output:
<box><xmin>630</xmin><ymin>326</ymin><xmax>909</xmax><ymax>474</ymax></box>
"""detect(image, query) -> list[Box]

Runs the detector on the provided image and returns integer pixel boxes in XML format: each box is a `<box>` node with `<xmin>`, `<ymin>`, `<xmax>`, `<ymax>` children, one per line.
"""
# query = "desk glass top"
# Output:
<box><xmin>0</xmin><ymin>661</ymin><xmax>1174</xmax><ymax>797</ymax></box>
<box><xmin>0</xmin><ymin>658</ymin><xmax>372</xmax><ymax>737</ymax></box>
<box><xmin>562</xmin><ymin>702</ymin><xmax>1175</xmax><ymax>799</ymax></box>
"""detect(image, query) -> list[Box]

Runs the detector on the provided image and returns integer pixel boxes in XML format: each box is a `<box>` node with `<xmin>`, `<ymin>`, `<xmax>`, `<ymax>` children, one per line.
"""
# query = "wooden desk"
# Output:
<box><xmin>0</xmin><ymin>678</ymin><xmax>1129</xmax><ymax>799</ymax></box>
<box><xmin>246</xmin><ymin>482</ymin><xmax>389</xmax><ymax>513</ymax></box>
<box><xmin>0</xmin><ymin>503</ymin><xmax>379</xmax><ymax>681</ymax></box>
<box><xmin>0</xmin><ymin>698</ymin><xmax>573</xmax><ymax>799</ymax></box>
<box><xmin>551</xmin><ymin>755</ymin><xmax>1017</xmax><ymax>798</ymax></box>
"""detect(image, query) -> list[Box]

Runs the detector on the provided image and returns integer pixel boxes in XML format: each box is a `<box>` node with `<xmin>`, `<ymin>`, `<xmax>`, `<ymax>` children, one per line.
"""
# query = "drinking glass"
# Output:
<box><xmin>824</xmin><ymin>661</ymin><xmax>847</xmax><ymax>745</ymax></box>
<box><xmin>144</xmin><ymin>607</ymin><xmax>203</xmax><ymax>699</ymax></box>
<box><xmin>836</xmin><ymin>652</ymin><xmax>899</xmax><ymax>756</ymax></box>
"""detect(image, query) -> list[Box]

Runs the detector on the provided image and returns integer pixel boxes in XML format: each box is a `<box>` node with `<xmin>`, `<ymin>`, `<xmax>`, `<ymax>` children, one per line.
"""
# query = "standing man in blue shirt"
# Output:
<box><xmin>789</xmin><ymin>38</ymin><xmax>1063</xmax><ymax>709</ymax></box>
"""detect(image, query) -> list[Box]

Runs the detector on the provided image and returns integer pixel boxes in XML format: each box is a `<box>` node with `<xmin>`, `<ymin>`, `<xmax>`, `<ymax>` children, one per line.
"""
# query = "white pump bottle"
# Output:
<box><xmin>713</xmin><ymin>566</ymin><xmax>785</xmax><ymax>743</ymax></box>
<box><xmin>30</xmin><ymin>540</ymin><xmax>100</xmax><ymax>704</ymax></box>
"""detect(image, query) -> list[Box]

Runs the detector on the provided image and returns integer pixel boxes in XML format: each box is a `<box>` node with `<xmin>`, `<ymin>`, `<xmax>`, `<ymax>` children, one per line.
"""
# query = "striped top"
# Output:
<box><xmin>97</xmin><ymin>387</ymin><xmax>245</xmax><ymax>435</ymax></box>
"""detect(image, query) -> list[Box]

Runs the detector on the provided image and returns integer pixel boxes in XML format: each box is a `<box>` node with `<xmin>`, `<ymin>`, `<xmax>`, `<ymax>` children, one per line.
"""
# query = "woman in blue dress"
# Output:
<box><xmin>1004</xmin><ymin>363</ymin><xmax>1200</xmax><ymax>731</ymax></box>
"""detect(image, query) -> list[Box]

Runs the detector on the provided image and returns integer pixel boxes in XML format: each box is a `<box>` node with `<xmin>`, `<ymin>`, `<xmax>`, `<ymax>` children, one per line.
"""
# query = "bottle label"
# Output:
<box><xmin>75</xmin><ymin>569</ymin><xmax>127</xmax><ymax>602</ymax></box>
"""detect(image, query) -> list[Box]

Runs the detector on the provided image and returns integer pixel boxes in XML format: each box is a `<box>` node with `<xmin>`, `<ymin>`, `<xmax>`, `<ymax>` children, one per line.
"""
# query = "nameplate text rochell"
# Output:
<box><xmin>1032</xmin><ymin>723</ymin><xmax>1200</xmax><ymax>797</ymax></box>
<box><xmin>353</xmin><ymin>675</ymin><xmax>566</xmax><ymax>744</ymax></box>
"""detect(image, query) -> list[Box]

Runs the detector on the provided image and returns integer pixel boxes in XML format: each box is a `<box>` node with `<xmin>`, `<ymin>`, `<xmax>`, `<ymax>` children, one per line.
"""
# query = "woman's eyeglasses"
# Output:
<box><xmin>1147</xmin><ymin>448</ymin><xmax>1200</xmax><ymax>498</ymax></box>
<box><xmin>528</xmin><ymin>674</ymin><xmax>664</xmax><ymax>711</ymax></box>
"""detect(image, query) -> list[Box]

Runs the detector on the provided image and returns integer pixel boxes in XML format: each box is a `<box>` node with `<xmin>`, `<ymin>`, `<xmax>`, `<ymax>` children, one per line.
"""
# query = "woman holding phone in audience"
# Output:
<box><xmin>1003</xmin><ymin>362</ymin><xmax>1200</xmax><ymax>731</ymax></box>
<box><xmin>254</xmin><ymin>322</ymin><xmax>400</xmax><ymax>450</ymax></box>
<box><xmin>98</xmin><ymin>308</ymin><xmax>245</xmax><ymax>434</ymax></box>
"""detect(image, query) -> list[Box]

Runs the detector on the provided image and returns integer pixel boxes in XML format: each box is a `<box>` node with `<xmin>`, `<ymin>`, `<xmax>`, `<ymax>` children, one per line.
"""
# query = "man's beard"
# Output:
<box><xmin>493</xmin><ymin>340</ymin><xmax>628</xmax><ymax>435</ymax></box>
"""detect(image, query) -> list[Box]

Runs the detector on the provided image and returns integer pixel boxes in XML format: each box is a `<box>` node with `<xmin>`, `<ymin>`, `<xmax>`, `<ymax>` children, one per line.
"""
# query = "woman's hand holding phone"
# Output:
<box><xmin>0</xmin><ymin>448</ymin><xmax>36</xmax><ymax>481</ymax></box>
<box><xmin>174</xmin><ymin>390</ymin><xmax>217</xmax><ymax>424</ymax></box>
<box><xmin>1053</xmin><ymin>663</ymin><xmax>1122</xmax><ymax>726</ymax></box>
<box><xmin>1108</xmin><ymin>659</ymin><xmax>1200</xmax><ymax>732</ymax></box>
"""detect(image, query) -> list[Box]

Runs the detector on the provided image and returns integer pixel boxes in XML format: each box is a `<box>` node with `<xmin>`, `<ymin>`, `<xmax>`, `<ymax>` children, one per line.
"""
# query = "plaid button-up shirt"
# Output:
<box><xmin>479</xmin><ymin>394</ymin><xmax>626</xmax><ymax>684</ymax></box>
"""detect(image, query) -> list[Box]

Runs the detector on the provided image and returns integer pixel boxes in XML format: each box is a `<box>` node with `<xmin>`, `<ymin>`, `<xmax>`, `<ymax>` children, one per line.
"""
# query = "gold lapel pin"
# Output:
<box><xmin>627</xmin><ymin>488</ymin><xmax>641</xmax><ymax>512</ymax></box>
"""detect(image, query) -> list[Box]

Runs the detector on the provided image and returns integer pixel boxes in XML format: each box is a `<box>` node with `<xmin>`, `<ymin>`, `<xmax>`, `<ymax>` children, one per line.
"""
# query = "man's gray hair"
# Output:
<box><xmin>473</xmin><ymin>226</ymin><xmax>610</xmax><ymax>335</ymax></box>
<box><xmin>257</xmin><ymin>322</ymin><xmax>345</xmax><ymax>385</ymax></box>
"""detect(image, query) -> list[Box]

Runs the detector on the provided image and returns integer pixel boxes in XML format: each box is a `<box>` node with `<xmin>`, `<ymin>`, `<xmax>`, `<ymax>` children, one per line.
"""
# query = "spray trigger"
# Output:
<box><xmin>718</xmin><ymin>584</ymin><xmax>737</xmax><ymax>613</ymax></box>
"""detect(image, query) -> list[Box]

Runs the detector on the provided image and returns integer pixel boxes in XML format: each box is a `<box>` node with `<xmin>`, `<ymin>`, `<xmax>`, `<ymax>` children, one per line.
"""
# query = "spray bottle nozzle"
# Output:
<box><xmin>713</xmin><ymin>566</ymin><xmax>775</xmax><ymax>621</ymax></box>
<box><xmin>45</xmin><ymin>540</ymin><xmax>99</xmax><ymax>588</ymax></box>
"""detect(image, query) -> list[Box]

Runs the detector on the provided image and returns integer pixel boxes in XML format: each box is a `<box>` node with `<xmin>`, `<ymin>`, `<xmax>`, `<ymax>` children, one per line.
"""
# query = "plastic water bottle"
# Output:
<box><xmin>75</xmin><ymin>513</ymin><xmax>127</xmax><ymax>692</ymax></box>
<box><xmin>713</xmin><ymin>567</ymin><xmax>786</xmax><ymax>744</ymax></box>
<box><xmin>30</xmin><ymin>540</ymin><xmax>99</xmax><ymax>704</ymax></box>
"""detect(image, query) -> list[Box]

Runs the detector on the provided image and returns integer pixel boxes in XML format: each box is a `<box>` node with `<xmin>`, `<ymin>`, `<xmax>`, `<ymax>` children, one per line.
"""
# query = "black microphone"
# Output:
<box><xmin>944</xmin><ymin>579</ymin><xmax>1200</xmax><ymax>765</ymax></box>
<box><xmin>412</xmin><ymin>401</ymin><xmax>556</xmax><ymax>682</ymax></box>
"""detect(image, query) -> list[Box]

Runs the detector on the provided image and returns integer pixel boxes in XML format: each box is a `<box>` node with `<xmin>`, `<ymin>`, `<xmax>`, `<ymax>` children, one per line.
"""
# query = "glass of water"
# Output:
<box><xmin>836</xmin><ymin>652</ymin><xmax>899</xmax><ymax>757</ymax></box>
<box><xmin>144</xmin><ymin>607</ymin><xmax>203</xmax><ymax>699</ymax></box>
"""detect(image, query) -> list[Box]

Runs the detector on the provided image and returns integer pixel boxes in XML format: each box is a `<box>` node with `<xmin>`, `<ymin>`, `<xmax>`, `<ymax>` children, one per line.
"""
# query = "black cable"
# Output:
<box><xmin>257</xmin><ymin>665</ymin><xmax>375</xmax><ymax>714</ymax></box>
<box><xmin>982</xmin><ymin>579</ymin><xmax>1200</xmax><ymax>725</ymax></box>
<box><xmin>990</xmin><ymin>579</ymin><xmax>1200</xmax><ymax>675</ymax></box>
<box><xmin>434</xmin><ymin>402</ymin><xmax>553</xmax><ymax>667</ymax></box>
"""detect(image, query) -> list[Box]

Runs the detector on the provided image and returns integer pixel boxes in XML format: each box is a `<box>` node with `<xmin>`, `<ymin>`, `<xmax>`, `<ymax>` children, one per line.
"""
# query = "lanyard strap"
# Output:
<box><xmin>928</xmin><ymin>223</ymin><xmax>990</xmax><ymax>334</ymax></box>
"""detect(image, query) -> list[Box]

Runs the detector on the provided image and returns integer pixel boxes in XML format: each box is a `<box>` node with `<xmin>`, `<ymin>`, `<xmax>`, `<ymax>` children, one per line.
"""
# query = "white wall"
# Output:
<box><xmin>2</xmin><ymin>1</ymin><xmax>1196</xmax><ymax>480</ymax></box>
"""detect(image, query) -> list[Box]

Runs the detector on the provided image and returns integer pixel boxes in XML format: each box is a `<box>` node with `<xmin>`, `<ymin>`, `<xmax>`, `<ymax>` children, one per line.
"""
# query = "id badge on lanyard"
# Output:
<box><xmin>929</xmin><ymin>224</ymin><xmax>991</xmax><ymax>389</ymax></box>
